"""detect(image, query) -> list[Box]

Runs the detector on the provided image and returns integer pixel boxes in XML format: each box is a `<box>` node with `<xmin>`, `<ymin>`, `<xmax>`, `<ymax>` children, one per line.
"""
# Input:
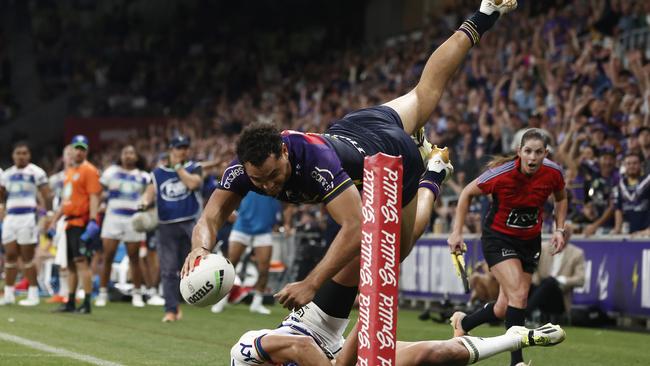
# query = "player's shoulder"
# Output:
<box><xmin>26</xmin><ymin>163</ymin><xmax>47</xmax><ymax>176</ymax></box>
<box><xmin>282</xmin><ymin>129</ymin><xmax>327</xmax><ymax>146</ymax></box>
<box><xmin>478</xmin><ymin>160</ymin><xmax>517</xmax><ymax>184</ymax></box>
<box><xmin>542</xmin><ymin>158</ymin><xmax>564</xmax><ymax>174</ymax></box>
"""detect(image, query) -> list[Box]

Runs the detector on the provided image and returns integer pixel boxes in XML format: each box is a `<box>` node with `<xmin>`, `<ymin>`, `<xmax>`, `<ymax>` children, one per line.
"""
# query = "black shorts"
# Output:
<box><xmin>481</xmin><ymin>227</ymin><xmax>541</xmax><ymax>274</ymax></box>
<box><xmin>324</xmin><ymin>106</ymin><xmax>424</xmax><ymax>206</ymax></box>
<box><xmin>66</xmin><ymin>227</ymin><xmax>92</xmax><ymax>260</ymax></box>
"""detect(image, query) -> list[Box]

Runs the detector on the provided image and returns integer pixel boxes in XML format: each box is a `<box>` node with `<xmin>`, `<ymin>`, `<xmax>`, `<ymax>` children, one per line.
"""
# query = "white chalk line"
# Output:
<box><xmin>0</xmin><ymin>331</ymin><xmax>125</xmax><ymax>366</ymax></box>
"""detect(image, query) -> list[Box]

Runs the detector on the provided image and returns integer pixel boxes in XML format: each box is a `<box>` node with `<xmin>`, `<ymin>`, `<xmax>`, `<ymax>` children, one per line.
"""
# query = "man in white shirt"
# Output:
<box><xmin>0</xmin><ymin>142</ymin><xmax>51</xmax><ymax>306</ymax></box>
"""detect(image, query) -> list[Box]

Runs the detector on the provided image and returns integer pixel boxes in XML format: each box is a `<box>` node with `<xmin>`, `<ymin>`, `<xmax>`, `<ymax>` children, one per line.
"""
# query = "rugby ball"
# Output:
<box><xmin>180</xmin><ymin>254</ymin><xmax>235</xmax><ymax>307</ymax></box>
<box><xmin>132</xmin><ymin>208</ymin><xmax>159</xmax><ymax>233</ymax></box>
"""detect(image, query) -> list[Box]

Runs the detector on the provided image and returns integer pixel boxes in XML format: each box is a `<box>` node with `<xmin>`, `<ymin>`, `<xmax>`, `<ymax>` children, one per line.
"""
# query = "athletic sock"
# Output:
<box><xmin>67</xmin><ymin>292</ymin><xmax>76</xmax><ymax>308</ymax></box>
<box><xmin>28</xmin><ymin>286</ymin><xmax>39</xmax><ymax>300</ymax></box>
<box><xmin>418</xmin><ymin>170</ymin><xmax>445</xmax><ymax>198</ymax></box>
<box><xmin>505</xmin><ymin>306</ymin><xmax>526</xmax><ymax>366</ymax></box>
<box><xmin>460</xmin><ymin>333</ymin><xmax>521</xmax><ymax>364</ymax></box>
<box><xmin>458</xmin><ymin>11</ymin><xmax>500</xmax><ymax>46</ymax></box>
<box><xmin>83</xmin><ymin>296</ymin><xmax>91</xmax><ymax>308</ymax></box>
<box><xmin>461</xmin><ymin>303</ymin><xmax>500</xmax><ymax>332</ymax></box>
<box><xmin>251</xmin><ymin>292</ymin><xmax>264</xmax><ymax>308</ymax></box>
<box><xmin>4</xmin><ymin>286</ymin><xmax>15</xmax><ymax>298</ymax></box>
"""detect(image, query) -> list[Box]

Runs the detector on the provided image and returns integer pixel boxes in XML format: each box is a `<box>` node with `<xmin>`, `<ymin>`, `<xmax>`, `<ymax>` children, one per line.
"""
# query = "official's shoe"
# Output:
<box><xmin>449</xmin><ymin>311</ymin><xmax>468</xmax><ymax>337</ymax></box>
<box><xmin>480</xmin><ymin>0</ymin><xmax>518</xmax><ymax>16</ymax></box>
<box><xmin>426</xmin><ymin>145</ymin><xmax>454</xmax><ymax>183</ymax></box>
<box><xmin>75</xmin><ymin>303</ymin><xmax>91</xmax><ymax>314</ymax></box>
<box><xmin>411</xmin><ymin>127</ymin><xmax>433</xmax><ymax>164</ymax></box>
<box><xmin>53</xmin><ymin>303</ymin><xmax>75</xmax><ymax>313</ymax></box>
<box><xmin>507</xmin><ymin>323</ymin><xmax>566</xmax><ymax>347</ymax></box>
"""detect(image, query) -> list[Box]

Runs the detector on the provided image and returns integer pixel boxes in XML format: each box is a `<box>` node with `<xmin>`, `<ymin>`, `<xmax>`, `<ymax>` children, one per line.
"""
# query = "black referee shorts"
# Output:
<box><xmin>481</xmin><ymin>227</ymin><xmax>541</xmax><ymax>274</ymax></box>
<box><xmin>66</xmin><ymin>226</ymin><xmax>92</xmax><ymax>260</ymax></box>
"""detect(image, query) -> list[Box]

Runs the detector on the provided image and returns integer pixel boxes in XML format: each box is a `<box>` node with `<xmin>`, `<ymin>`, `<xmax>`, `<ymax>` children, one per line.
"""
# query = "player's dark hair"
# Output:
<box><xmin>12</xmin><ymin>140</ymin><xmax>30</xmax><ymax>152</ymax></box>
<box><xmin>487</xmin><ymin>128</ymin><xmax>549</xmax><ymax>169</ymax></box>
<box><xmin>237</xmin><ymin>123</ymin><xmax>282</xmax><ymax>166</ymax></box>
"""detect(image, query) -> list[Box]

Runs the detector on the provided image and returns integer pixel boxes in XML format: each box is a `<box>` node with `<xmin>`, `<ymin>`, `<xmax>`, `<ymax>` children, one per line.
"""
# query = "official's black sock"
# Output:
<box><xmin>461</xmin><ymin>302</ymin><xmax>500</xmax><ymax>332</ymax></box>
<box><xmin>67</xmin><ymin>293</ymin><xmax>76</xmax><ymax>308</ymax></box>
<box><xmin>83</xmin><ymin>296</ymin><xmax>91</xmax><ymax>308</ymax></box>
<box><xmin>505</xmin><ymin>306</ymin><xmax>526</xmax><ymax>365</ymax></box>
<box><xmin>312</xmin><ymin>279</ymin><xmax>358</xmax><ymax>319</ymax></box>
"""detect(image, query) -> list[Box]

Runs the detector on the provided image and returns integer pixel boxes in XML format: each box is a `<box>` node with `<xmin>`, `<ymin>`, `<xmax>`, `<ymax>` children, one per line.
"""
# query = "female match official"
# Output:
<box><xmin>447</xmin><ymin>128</ymin><xmax>567</xmax><ymax>366</ymax></box>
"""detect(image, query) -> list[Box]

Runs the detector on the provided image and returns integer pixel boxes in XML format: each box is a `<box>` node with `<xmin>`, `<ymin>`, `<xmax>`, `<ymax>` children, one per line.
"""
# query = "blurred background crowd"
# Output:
<box><xmin>0</xmin><ymin>0</ymin><xmax>649</xmax><ymax>317</ymax></box>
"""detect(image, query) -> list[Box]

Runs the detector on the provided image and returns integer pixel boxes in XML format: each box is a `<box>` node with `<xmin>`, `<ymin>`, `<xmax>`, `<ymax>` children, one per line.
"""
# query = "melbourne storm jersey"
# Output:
<box><xmin>477</xmin><ymin>158</ymin><xmax>565</xmax><ymax>240</ymax></box>
<box><xmin>218</xmin><ymin>106</ymin><xmax>424</xmax><ymax>206</ymax></box>
<box><xmin>614</xmin><ymin>174</ymin><xmax>650</xmax><ymax>233</ymax></box>
<box><xmin>219</xmin><ymin>131</ymin><xmax>354</xmax><ymax>204</ymax></box>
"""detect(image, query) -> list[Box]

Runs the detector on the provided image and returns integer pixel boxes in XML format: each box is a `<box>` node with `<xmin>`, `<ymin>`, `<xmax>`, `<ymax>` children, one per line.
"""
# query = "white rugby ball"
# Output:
<box><xmin>180</xmin><ymin>254</ymin><xmax>235</xmax><ymax>307</ymax></box>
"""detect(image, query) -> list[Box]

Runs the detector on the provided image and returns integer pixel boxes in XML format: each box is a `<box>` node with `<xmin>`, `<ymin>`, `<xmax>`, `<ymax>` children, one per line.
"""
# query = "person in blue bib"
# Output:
<box><xmin>211</xmin><ymin>191</ymin><xmax>281</xmax><ymax>315</ymax></box>
<box><xmin>142</xmin><ymin>135</ymin><xmax>203</xmax><ymax>322</ymax></box>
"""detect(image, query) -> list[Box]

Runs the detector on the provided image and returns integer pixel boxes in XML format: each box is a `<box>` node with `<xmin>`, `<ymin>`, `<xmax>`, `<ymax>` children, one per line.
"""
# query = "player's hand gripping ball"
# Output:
<box><xmin>180</xmin><ymin>254</ymin><xmax>235</xmax><ymax>307</ymax></box>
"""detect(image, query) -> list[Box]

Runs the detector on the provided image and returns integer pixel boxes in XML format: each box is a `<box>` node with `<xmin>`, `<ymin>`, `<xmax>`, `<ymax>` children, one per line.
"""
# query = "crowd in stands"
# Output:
<box><xmin>17</xmin><ymin>0</ymin><xmax>650</xmax><ymax>236</ymax></box>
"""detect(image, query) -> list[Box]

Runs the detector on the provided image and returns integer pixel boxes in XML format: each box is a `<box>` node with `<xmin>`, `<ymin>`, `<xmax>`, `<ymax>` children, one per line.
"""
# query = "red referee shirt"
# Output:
<box><xmin>477</xmin><ymin>158</ymin><xmax>565</xmax><ymax>240</ymax></box>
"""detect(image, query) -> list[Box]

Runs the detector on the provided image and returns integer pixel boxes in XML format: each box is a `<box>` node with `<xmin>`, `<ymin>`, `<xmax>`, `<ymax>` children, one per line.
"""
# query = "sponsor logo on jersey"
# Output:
<box><xmin>311</xmin><ymin>167</ymin><xmax>334</xmax><ymax>191</ymax></box>
<box><xmin>505</xmin><ymin>207</ymin><xmax>539</xmax><ymax>228</ymax></box>
<box><xmin>222</xmin><ymin>165</ymin><xmax>244</xmax><ymax>189</ymax></box>
<box><xmin>160</xmin><ymin>178</ymin><xmax>191</xmax><ymax>201</ymax></box>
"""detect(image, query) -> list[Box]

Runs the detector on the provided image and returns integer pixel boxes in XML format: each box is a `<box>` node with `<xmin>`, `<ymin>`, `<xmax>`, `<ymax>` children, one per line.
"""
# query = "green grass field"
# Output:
<box><xmin>1</xmin><ymin>300</ymin><xmax>649</xmax><ymax>365</ymax></box>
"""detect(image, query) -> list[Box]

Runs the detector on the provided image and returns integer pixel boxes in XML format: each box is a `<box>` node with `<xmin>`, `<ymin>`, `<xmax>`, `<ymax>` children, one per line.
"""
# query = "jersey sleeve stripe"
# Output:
<box><xmin>637</xmin><ymin>175</ymin><xmax>650</xmax><ymax>194</ymax></box>
<box><xmin>323</xmin><ymin>177</ymin><xmax>352</xmax><ymax>201</ymax></box>
<box><xmin>477</xmin><ymin>161</ymin><xmax>516</xmax><ymax>184</ymax></box>
<box><xmin>543</xmin><ymin>158</ymin><xmax>564</xmax><ymax>174</ymax></box>
<box><xmin>253</xmin><ymin>335</ymin><xmax>272</xmax><ymax>362</ymax></box>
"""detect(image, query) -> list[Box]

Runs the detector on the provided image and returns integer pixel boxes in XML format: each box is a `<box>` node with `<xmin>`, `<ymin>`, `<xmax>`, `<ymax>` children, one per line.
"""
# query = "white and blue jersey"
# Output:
<box><xmin>49</xmin><ymin>170</ymin><xmax>65</xmax><ymax>212</ymax></box>
<box><xmin>101</xmin><ymin>165</ymin><xmax>150</xmax><ymax>217</ymax></box>
<box><xmin>152</xmin><ymin>162</ymin><xmax>203</xmax><ymax>224</ymax></box>
<box><xmin>0</xmin><ymin>164</ymin><xmax>48</xmax><ymax>215</ymax></box>
<box><xmin>233</xmin><ymin>192</ymin><xmax>280</xmax><ymax>235</ymax></box>
<box><xmin>614</xmin><ymin>174</ymin><xmax>650</xmax><ymax>233</ymax></box>
<box><xmin>230</xmin><ymin>302</ymin><xmax>348</xmax><ymax>365</ymax></box>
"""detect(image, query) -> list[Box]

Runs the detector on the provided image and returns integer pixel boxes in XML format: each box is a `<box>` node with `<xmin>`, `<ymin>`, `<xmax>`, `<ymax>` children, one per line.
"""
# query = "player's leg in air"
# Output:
<box><xmin>384</xmin><ymin>0</ymin><xmax>517</xmax><ymax>260</ymax></box>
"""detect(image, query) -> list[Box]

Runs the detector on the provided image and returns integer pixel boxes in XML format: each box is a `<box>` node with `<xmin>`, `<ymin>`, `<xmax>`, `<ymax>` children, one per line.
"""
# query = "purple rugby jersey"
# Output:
<box><xmin>218</xmin><ymin>130</ymin><xmax>354</xmax><ymax>204</ymax></box>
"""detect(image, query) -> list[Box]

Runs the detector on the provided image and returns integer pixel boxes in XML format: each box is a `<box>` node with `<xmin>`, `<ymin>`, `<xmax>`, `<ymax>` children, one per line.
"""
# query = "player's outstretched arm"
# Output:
<box><xmin>448</xmin><ymin>179</ymin><xmax>483</xmax><ymax>253</ymax></box>
<box><xmin>384</xmin><ymin>0</ymin><xmax>517</xmax><ymax>136</ymax></box>
<box><xmin>275</xmin><ymin>186</ymin><xmax>362</xmax><ymax>309</ymax></box>
<box><xmin>181</xmin><ymin>189</ymin><xmax>241</xmax><ymax>277</ymax></box>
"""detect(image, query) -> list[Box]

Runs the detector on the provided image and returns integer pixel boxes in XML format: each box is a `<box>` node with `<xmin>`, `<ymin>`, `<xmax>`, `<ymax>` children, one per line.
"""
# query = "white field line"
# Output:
<box><xmin>0</xmin><ymin>331</ymin><xmax>125</xmax><ymax>366</ymax></box>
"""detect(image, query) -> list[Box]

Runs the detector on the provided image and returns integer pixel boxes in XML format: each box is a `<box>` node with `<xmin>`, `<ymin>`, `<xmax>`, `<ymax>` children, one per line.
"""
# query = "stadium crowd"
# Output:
<box><xmin>26</xmin><ymin>0</ymin><xmax>650</xmax><ymax>236</ymax></box>
<box><xmin>0</xmin><ymin>0</ymin><xmax>649</xmax><ymax>320</ymax></box>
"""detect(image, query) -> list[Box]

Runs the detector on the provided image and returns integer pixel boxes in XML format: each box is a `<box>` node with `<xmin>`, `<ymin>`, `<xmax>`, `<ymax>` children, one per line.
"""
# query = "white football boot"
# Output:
<box><xmin>426</xmin><ymin>145</ymin><xmax>454</xmax><ymax>183</ymax></box>
<box><xmin>507</xmin><ymin>323</ymin><xmax>566</xmax><ymax>347</ymax></box>
<box><xmin>480</xmin><ymin>0</ymin><xmax>518</xmax><ymax>16</ymax></box>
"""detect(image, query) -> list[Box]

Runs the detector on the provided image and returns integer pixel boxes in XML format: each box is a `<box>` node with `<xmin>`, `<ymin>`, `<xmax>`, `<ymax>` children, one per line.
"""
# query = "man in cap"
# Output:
<box><xmin>141</xmin><ymin>135</ymin><xmax>203</xmax><ymax>322</ymax></box>
<box><xmin>51</xmin><ymin>135</ymin><xmax>102</xmax><ymax>314</ymax></box>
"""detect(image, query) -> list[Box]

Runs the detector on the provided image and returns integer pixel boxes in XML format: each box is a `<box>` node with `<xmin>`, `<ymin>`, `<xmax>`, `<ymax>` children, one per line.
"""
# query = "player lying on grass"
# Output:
<box><xmin>230</xmin><ymin>301</ymin><xmax>566</xmax><ymax>365</ymax></box>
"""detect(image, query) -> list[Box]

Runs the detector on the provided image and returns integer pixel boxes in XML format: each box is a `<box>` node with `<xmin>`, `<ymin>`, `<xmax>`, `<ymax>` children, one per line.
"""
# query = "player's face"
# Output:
<box><xmin>121</xmin><ymin>146</ymin><xmax>137</xmax><ymax>168</ymax></box>
<box><xmin>244</xmin><ymin>144</ymin><xmax>290</xmax><ymax>197</ymax></box>
<box><xmin>624</xmin><ymin>156</ymin><xmax>641</xmax><ymax>177</ymax></box>
<box><xmin>12</xmin><ymin>146</ymin><xmax>30</xmax><ymax>167</ymax></box>
<box><xmin>518</xmin><ymin>138</ymin><xmax>547</xmax><ymax>175</ymax></box>
<box><xmin>74</xmin><ymin>146</ymin><xmax>87</xmax><ymax>164</ymax></box>
<box><xmin>171</xmin><ymin>146</ymin><xmax>190</xmax><ymax>163</ymax></box>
